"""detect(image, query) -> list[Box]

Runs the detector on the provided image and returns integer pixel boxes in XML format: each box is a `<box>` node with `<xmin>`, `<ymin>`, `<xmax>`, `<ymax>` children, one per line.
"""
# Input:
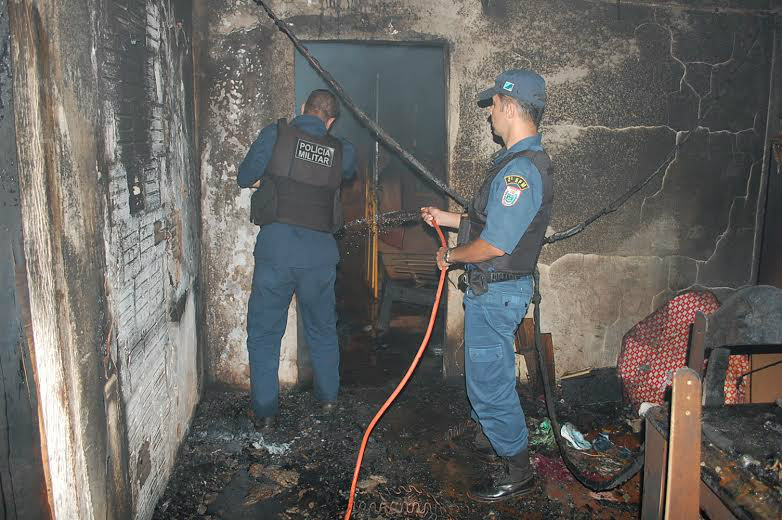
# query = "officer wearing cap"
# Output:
<box><xmin>238</xmin><ymin>89</ymin><xmax>356</xmax><ymax>429</ymax></box>
<box><xmin>421</xmin><ymin>69</ymin><xmax>552</xmax><ymax>501</ymax></box>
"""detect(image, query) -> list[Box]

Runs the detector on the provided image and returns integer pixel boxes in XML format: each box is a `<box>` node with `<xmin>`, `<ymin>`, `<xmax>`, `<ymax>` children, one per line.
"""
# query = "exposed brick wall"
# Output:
<box><xmin>98</xmin><ymin>1</ymin><xmax>199</xmax><ymax>518</ymax></box>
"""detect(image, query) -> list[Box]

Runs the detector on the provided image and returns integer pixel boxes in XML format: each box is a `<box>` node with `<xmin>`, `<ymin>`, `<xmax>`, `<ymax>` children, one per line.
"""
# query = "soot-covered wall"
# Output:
<box><xmin>0</xmin><ymin>0</ymin><xmax>50</xmax><ymax>517</ymax></box>
<box><xmin>9</xmin><ymin>0</ymin><xmax>201</xmax><ymax>518</ymax></box>
<box><xmin>197</xmin><ymin>0</ymin><xmax>777</xmax><ymax>384</ymax></box>
<box><xmin>98</xmin><ymin>1</ymin><xmax>201</xmax><ymax>516</ymax></box>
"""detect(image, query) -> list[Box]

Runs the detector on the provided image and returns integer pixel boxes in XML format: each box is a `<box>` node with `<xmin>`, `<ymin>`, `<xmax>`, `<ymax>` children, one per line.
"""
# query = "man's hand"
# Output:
<box><xmin>435</xmin><ymin>239</ymin><xmax>504</xmax><ymax>269</ymax></box>
<box><xmin>436</xmin><ymin>246</ymin><xmax>450</xmax><ymax>271</ymax></box>
<box><xmin>420</xmin><ymin>206</ymin><xmax>443</xmax><ymax>228</ymax></box>
<box><xmin>420</xmin><ymin>206</ymin><xmax>462</xmax><ymax>229</ymax></box>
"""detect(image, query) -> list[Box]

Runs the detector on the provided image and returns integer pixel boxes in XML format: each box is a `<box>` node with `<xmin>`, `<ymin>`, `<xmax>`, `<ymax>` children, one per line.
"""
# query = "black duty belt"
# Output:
<box><xmin>483</xmin><ymin>272</ymin><xmax>528</xmax><ymax>282</ymax></box>
<box><xmin>458</xmin><ymin>269</ymin><xmax>530</xmax><ymax>295</ymax></box>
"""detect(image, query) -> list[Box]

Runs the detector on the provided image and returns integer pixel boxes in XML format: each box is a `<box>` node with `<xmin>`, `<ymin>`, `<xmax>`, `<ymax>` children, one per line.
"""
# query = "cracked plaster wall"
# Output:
<box><xmin>197</xmin><ymin>0</ymin><xmax>776</xmax><ymax>384</ymax></box>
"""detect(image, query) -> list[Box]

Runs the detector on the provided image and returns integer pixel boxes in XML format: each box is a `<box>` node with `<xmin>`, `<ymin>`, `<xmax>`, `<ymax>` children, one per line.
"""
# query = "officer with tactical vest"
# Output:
<box><xmin>421</xmin><ymin>69</ymin><xmax>551</xmax><ymax>501</ymax></box>
<box><xmin>238</xmin><ymin>89</ymin><xmax>356</xmax><ymax>430</ymax></box>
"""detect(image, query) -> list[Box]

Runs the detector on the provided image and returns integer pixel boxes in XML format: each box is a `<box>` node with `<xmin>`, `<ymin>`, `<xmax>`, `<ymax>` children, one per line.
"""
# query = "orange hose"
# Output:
<box><xmin>343</xmin><ymin>220</ymin><xmax>447</xmax><ymax>520</ymax></box>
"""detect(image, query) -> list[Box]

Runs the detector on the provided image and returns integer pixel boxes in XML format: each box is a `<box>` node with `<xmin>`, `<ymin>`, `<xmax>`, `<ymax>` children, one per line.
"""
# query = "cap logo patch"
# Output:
<box><xmin>501</xmin><ymin>174</ymin><xmax>528</xmax><ymax>207</ymax></box>
<box><xmin>502</xmin><ymin>81</ymin><xmax>515</xmax><ymax>92</ymax></box>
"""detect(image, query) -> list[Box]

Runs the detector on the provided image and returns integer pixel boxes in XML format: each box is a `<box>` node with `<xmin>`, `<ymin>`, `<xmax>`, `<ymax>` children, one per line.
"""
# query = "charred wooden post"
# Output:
<box><xmin>664</xmin><ymin>368</ymin><xmax>702</xmax><ymax>519</ymax></box>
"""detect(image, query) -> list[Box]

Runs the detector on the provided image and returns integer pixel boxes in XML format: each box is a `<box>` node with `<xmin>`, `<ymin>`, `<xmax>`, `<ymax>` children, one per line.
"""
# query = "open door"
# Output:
<box><xmin>295</xmin><ymin>42</ymin><xmax>448</xmax><ymax>329</ymax></box>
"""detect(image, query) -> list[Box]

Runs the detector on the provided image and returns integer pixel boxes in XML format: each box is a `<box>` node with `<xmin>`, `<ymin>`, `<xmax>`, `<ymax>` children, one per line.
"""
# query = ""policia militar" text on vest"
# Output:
<box><xmin>250</xmin><ymin>119</ymin><xmax>344</xmax><ymax>233</ymax></box>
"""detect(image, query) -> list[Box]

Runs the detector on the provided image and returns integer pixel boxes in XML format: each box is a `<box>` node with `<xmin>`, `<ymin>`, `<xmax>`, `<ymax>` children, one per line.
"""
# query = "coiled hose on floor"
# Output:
<box><xmin>343</xmin><ymin>220</ymin><xmax>447</xmax><ymax>520</ymax></box>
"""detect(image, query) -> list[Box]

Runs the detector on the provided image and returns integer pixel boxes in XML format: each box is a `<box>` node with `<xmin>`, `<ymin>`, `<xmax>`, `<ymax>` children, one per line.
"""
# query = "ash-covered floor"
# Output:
<box><xmin>153</xmin><ymin>306</ymin><xmax>642</xmax><ymax>519</ymax></box>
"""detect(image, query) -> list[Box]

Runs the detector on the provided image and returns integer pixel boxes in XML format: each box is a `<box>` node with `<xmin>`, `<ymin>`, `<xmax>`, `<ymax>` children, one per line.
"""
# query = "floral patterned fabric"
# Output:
<box><xmin>618</xmin><ymin>291</ymin><xmax>750</xmax><ymax>409</ymax></box>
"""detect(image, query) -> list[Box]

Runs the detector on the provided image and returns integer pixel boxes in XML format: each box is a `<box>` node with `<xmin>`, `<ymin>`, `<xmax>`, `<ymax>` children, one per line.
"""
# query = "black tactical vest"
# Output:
<box><xmin>250</xmin><ymin>119</ymin><xmax>344</xmax><ymax>232</ymax></box>
<box><xmin>457</xmin><ymin>149</ymin><xmax>553</xmax><ymax>274</ymax></box>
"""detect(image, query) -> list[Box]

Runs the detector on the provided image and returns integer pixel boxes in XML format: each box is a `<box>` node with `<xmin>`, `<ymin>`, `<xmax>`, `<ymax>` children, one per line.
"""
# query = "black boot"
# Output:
<box><xmin>473</xmin><ymin>428</ymin><xmax>499</xmax><ymax>462</ymax></box>
<box><xmin>468</xmin><ymin>449</ymin><xmax>536</xmax><ymax>502</ymax></box>
<box><xmin>249</xmin><ymin>411</ymin><xmax>276</xmax><ymax>432</ymax></box>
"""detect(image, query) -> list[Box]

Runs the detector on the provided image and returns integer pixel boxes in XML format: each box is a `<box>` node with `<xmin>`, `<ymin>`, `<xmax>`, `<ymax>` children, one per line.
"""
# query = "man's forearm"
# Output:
<box><xmin>238</xmin><ymin>124</ymin><xmax>276</xmax><ymax>188</ymax></box>
<box><xmin>448</xmin><ymin>239</ymin><xmax>505</xmax><ymax>264</ymax></box>
<box><xmin>435</xmin><ymin>210</ymin><xmax>463</xmax><ymax>229</ymax></box>
<box><xmin>237</xmin><ymin>147</ymin><xmax>266</xmax><ymax>188</ymax></box>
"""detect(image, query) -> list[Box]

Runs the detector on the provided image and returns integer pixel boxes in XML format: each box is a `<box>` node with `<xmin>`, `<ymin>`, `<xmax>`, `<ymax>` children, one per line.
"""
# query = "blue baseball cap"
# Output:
<box><xmin>477</xmin><ymin>68</ymin><xmax>546</xmax><ymax>109</ymax></box>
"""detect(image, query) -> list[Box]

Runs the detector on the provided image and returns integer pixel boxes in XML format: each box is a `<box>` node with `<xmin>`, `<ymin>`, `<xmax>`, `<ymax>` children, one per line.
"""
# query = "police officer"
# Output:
<box><xmin>421</xmin><ymin>69</ymin><xmax>551</xmax><ymax>501</ymax></box>
<box><xmin>238</xmin><ymin>89</ymin><xmax>356</xmax><ymax>429</ymax></box>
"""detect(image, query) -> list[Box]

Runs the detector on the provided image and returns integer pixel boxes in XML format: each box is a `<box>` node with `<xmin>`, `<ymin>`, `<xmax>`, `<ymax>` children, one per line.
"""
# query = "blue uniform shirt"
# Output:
<box><xmin>238</xmin><ymin>115</ymin><xmax>357</xmax><ymax>268</ymax></box>
<box><xmin>479</xmin><ymin>134</ymin><xmax>544</xmax><ymax>255</ymax></box>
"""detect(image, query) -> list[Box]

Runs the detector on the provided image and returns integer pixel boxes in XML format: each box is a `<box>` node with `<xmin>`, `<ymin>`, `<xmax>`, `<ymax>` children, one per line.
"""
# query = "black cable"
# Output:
<box><xmin>252</xmin><ymin>0</ymin><xmax>467</xmax><ymax>208</ymax></box>
<box><xmin>544</xmin><ymin>139</ymin><xmax>684</xmax><ymax>244</ymax></box>
<box><xmin>532</xmin><ymin>269</ymin><xmax>645</xmax><ymax>490</ymax></box>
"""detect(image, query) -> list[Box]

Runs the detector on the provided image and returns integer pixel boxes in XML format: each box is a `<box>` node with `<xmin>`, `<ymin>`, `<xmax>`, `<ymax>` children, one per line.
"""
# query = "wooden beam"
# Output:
<box><xmin>541</xmin><ymin>333</ymin><xmax>556</xmax><ymax>384</ymax></box>
<box><xmin>688</xmin><ymin>312</ymin><xmax>707</xmax><ymax>376</ymax></box>
<box><xmin>641</xmin><ymin>420</ymin><xmax>668</xmax><ymax>520</ymax></box>
<box><xmin>664</xmin><ymin>368</ymin><xmax>702</xmax><ymax>519</ymax></box>
<box><xmin>515</xmin><ymin>319</ymin><xmax>542</xmax><ymax>393</ymax></box>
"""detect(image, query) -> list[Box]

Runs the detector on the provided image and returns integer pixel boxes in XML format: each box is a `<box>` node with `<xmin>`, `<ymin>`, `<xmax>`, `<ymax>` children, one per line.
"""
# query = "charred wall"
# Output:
<box><xmin>97</xmin><ymin>1</ymin><xmax>201</xmax><ymax>517</ymax></box>
<box><xmin>758</xmin><ymin>19</ymin><xmax>782</xmax><ymax>289</ymax></box>
<box><xmin>0</xmin><ymin>1</ymin><xmax>51</xmax><ymax>518</ymax></box>
<box><xmin>198</xmin><ymin>0</ymin><xmax>778</xmax><ymax>384</ymax></box>
<box><xmin>9</xmin><ymin>0</ymin><xmax>200</xmax><ymax>518</ymax></box>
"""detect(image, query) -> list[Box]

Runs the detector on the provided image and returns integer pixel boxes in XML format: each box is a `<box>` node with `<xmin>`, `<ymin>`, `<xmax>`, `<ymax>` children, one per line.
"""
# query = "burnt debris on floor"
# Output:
<box><xmin>153</xmin><ymin>308</ymin><xmax>641</xmax><ymax>519</ymax></box>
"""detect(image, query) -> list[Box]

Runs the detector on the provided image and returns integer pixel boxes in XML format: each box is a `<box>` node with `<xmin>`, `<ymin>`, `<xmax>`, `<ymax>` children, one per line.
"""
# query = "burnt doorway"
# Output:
<box><xmin>295</xmin><ymin>42</ymin><xmax>448</xmax><ymax>336</ymax></box>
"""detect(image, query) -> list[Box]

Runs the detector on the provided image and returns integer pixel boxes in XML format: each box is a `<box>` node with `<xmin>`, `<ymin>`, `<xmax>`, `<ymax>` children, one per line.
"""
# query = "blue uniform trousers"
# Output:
<box><xmin>246</xmin><ymin>261</ymin><xmax>340</xmax><ymax>417</ymax></box>
<box><xmin>464</xmin><ymin>276</ymin><xmax>532</xmax><ymax>457</ymax></box>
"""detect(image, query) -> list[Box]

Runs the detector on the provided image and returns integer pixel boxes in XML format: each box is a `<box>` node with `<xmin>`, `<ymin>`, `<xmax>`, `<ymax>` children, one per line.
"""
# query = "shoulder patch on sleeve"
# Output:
<box><xmin>504</xmin><ymin>174</ymin><xmax>529</xmax><ymax>189</ymax></box>
<box><xmin>501</xmin><ymin>173</ymin><xmax>529</xmax><ymax>206</ymax></box>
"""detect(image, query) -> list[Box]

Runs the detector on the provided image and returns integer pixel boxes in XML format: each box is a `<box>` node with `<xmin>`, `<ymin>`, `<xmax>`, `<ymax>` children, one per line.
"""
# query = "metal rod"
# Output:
<box><xmin>737</xmin><ymin>358</ymin><xmax>782</xmax><ymax>386</ymax></box>
<box><xmin>253</xmin><ymin>0</ymin><xmax>467</xmax><ymax>208</ymax></box>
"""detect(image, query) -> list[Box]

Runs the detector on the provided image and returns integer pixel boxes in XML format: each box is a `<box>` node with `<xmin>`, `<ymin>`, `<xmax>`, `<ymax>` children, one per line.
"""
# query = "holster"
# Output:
<box><xmin>458</xmin><ymin>269</ymin><xmax>488</xmax><ymax>296</ymax></box>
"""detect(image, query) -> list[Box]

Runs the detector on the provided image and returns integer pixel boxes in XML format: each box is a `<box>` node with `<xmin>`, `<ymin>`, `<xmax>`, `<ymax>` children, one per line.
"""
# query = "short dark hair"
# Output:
<box><xmin>497</xmin><ymin>93</ymin><xmax>544</xmax><ymax>127</ymax></box>
<box><xmin>304</xmin><ymin>89</ymin><xmax>340</xmax><ymax>121</ymax></box>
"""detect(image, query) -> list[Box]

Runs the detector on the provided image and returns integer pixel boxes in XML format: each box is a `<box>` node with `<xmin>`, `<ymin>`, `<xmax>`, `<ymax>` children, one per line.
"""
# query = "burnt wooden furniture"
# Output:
<box><xmin>688</xmin><ymin>286</ymin><xmax>782</xmax><ymax>406</ymax></box>
<box><xmin>643</xmin><ymin>286</ymin><xmax>782</xmax><ymax>519</ymax></box>
<box><xmin>375</xmin><ymin>253</ymin><xmax>439</xmax><ymax>334</ymax></box>
<box><xmin>642</xmin><ymin>368</ymin><xmax>702</xmax><ymax>520</ymax></box>
<box><xmin>643</xmin><ymin>403</ymin><xmax>782</xmax><ymax>519</ymax></box>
